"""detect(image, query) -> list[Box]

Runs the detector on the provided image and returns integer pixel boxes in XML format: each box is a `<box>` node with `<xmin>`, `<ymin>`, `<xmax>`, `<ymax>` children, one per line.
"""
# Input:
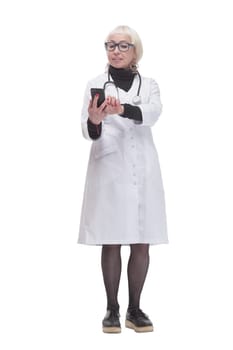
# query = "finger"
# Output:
<box><xmin>88</xmin><ymin>97</ymin><xmax>93</xmax><ymax>107</ymax></box>
<box><xmin>112</xmin><ymin>97</ymin><xmax>117</xmax><ymax>106</ymax></box>
<box><xmin>106</xmin><ymin>96</ymin><xmax>112</xmax><ymax>104</ymax></box>
<box><xmin>109</xmin><ymin>96</ymin><xmax>114</xmax><ymax>105</ymax></box>
<box><xmin>115</xmin><ymin>99</ymin><xmax>121</xmax><ymax>107</ymax></box>
<box><xmin>107</xmin><ymin>96</ymin><xmax>115</xmax><ymax>106</ymax></box>
<box><xmin>99</xmin><ymin>100</ymin><xmax>108</xmax><ymax>112</ymax></box>
<box><xmin>93</xmin><ymin>93</ymin><xmax>100</xmax><ymax>106</ymax></box>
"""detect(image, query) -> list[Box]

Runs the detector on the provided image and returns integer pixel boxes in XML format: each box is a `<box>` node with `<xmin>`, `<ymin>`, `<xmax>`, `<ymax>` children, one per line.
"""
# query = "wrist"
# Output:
<box><xmin>119</xmin><ymin>104</ymin><xmax>124</xmax><ymax>115</ymax></box>
<box><xmin>88</xmin><ymin>117</ymin><xmax>101</xmax><ymax>126</ymax></box>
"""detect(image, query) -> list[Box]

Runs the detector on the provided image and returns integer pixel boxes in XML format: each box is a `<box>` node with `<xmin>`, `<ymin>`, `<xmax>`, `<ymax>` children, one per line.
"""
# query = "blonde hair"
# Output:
<box><xmin>105</xmin><ymin>25</ymin><xmax>143</xmax><ymax>70</ymax></box>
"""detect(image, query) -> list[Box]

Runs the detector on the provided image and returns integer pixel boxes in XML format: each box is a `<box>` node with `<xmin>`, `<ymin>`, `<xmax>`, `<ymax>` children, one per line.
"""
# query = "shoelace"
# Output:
<box><xmin>109</xmin><ymin>309</ymin><xmax>120</xmax><ymax>319</ymax></box>
<box><xmin>130</xmin><ymin>308</ymin><xmax>148</xmax><ymax>319</ymax></box>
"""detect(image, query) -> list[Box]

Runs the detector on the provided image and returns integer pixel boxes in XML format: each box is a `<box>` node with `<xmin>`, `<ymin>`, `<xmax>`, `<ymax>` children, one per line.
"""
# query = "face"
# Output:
<box><xmin>105</xmin><ymin>33</ymin><xmax>136</xmax><ymax>69</ymax></box>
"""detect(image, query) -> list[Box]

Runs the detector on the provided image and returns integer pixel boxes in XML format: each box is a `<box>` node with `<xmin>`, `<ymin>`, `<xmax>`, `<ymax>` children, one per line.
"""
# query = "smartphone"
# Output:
<box><xmin>90</xmin><ymin>88</ymin><xmax>105</xmax><ymax>107</ymax></box>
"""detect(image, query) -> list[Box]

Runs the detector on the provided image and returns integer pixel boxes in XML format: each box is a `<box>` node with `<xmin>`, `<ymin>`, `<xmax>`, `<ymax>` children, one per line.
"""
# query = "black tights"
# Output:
<box><xmin>101</xmin><ymin>244</ymin><xmax>150</xmax><ymax>311</ymax></box>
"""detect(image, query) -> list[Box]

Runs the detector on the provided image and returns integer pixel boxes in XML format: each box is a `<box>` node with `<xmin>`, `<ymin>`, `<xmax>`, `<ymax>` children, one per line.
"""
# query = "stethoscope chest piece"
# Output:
<box><xmin>132</xmin><ymin>95</ymin><xmax>142</xmax><ymax>105</ymax></box>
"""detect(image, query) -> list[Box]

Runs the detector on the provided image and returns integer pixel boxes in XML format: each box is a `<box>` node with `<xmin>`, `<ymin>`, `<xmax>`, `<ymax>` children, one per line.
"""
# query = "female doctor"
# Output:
<box><xmin>78</xmin><ymin>25</ymin><xmax>168</xmax><ymax>333</ymax></box>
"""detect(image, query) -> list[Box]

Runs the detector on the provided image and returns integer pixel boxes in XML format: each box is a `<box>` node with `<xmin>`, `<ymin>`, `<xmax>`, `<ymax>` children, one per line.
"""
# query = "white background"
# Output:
<box><xmin>1</xmin><ymin>0</ymin><xmax>233</xmax><ymax>349</ymax></box>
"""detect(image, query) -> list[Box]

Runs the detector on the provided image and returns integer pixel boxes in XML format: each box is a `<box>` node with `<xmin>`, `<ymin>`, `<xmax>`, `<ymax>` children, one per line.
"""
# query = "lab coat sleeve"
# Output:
<box><xmin>81</xmin><ymin>82</ymin><xmax>93</xmax><ymax>141</ymax></box>
<box><xmin>138</xmin><ymin>79</ymin><xmax>163</xmax><ymax>127</ymax></box>
<box><xmin>87</xmin><ymin>118</ymin><xmax>102</xmax><ymax>139</ymax></box>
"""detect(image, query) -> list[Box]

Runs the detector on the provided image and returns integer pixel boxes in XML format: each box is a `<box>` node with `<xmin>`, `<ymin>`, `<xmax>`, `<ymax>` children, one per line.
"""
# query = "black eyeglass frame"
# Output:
<box><xmin>104</xmin><ymin>41</ymin><xmax>134</xmax><ymax>52</ymax></box>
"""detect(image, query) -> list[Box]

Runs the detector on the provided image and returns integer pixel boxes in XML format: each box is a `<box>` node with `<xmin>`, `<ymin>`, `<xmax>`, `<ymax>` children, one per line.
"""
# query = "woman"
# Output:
<box><xmin>78</xmin><ymin>25</ymin><xmax>168</xmax><ymax>333</ymax></box>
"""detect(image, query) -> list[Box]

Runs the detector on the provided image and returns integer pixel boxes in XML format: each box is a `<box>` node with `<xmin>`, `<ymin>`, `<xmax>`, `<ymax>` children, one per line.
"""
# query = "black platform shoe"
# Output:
<box><xmin>125</xmin><ymin>308</ymin><xmax>153</xmax><ymax>332</ymax></box>
<box><xmin>102</xmin><ymin>309</ymin><xmax>121</xmax><ymax>333</ymax></box>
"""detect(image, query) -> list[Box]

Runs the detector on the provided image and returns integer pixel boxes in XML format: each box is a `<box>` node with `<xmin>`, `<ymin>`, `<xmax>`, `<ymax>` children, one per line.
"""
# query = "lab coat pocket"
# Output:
<box><xmin>94</xmin><ymin>143</ymin><xmax>118</xmax><ymax>159</ymax></box>
<box><xmin>91</xmin><ymin>138</ymin><xmax>122</xmax><ymax>186</ymax></box>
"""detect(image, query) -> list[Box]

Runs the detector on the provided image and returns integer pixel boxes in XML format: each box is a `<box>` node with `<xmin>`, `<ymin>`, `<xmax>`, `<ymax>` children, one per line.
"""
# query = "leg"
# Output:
<box><xmin>126</xmin><ymin>243</ymin><xmax>153</xmax><ymax>332</ymax></box>
<box><xmin>101</xmin><ymin>244</ymin><xmax>122</xmax><ymax>333</ymax></box>
<box><xmin>127</xmin><ymin>243</ymin><xmax>150</xmax><ymax>310</ymax></box>
<box><xmin>101</xmin><ymin>244</ymin><xmax>122</xmax><ymax>311</ymax></box>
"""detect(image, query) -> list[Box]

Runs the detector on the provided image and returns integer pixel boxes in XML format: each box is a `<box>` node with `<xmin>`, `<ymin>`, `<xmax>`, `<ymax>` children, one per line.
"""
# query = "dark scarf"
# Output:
<box><xmin>109</xmin><ymin>65</ymin><xmax>135</xmax><ymax>92</ymax></box>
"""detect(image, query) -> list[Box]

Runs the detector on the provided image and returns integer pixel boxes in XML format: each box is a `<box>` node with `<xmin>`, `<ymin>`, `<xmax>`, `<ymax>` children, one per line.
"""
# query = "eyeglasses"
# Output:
<box><xmin>104</xmin><ymin>41</ymin><xmax>134</xmax><ymax>52</ymax></box>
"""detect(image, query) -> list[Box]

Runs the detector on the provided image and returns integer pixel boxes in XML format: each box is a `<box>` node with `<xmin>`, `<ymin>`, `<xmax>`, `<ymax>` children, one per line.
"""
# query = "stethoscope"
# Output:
<box><xmin>103</xmin><ymin>69</ymin><xmax>142</xmax><ymax>105</ymax></box>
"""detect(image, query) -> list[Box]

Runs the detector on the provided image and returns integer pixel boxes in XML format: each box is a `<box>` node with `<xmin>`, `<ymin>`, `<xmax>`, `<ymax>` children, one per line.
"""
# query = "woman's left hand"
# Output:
<box><xmin>105</xmin><ymin>96</ymin><xmax>124</xmax><ymax>115</ymax></box>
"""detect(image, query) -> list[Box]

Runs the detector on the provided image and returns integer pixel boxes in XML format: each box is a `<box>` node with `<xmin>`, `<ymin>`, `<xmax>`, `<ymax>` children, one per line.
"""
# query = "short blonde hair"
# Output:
<box><xmin>106</xmin><ymin>25</ymin><xmax>143</xmax><ymax>65</ymax></box>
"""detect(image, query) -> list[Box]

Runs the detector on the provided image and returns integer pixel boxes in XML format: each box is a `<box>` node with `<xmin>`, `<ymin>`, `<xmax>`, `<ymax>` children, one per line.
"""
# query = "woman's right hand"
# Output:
<box><xmin>88</xmin><ymin>94</ymin><xmax>108</xmax><ymax>125</ymax></box>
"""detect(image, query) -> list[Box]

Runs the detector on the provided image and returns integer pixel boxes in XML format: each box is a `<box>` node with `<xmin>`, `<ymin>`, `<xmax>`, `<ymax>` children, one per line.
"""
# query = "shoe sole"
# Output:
<box><xmin>125</xmin><ymin>320</ymin><xmax>154</xmax><ymax>333</ymax></box>
<box><xmin>103</xmin><ymin>326</ymin><xmax>121</xmax><ymax>334</ymax></box>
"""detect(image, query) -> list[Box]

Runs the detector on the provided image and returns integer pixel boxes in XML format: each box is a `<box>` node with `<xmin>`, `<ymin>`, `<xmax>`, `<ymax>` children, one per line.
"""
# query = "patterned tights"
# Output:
<box><xmin>101</xmin><ymin>244</ymin><xmax>150</xmax><ymax>311</ymax></box>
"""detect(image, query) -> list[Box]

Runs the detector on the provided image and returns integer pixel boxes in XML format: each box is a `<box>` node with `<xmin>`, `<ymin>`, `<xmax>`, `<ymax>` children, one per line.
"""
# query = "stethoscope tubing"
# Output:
<box><xmin>103</xmin><ymin>69</ymin><xmax>142</xmax><ymax>102</ymax></box>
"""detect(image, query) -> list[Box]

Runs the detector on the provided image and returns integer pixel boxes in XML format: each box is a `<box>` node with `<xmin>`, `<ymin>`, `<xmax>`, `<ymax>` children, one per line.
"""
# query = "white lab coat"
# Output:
<box><xmin>78</xmin><ymin>72</ymin><xmax>168</xmax><ymax>245</ymax></box>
